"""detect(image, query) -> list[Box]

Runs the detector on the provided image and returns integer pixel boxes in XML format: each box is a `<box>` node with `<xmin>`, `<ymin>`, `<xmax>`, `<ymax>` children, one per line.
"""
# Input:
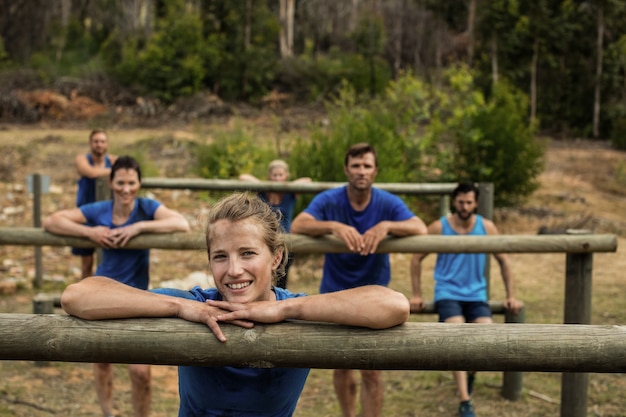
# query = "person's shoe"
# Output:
<box><xmin>459</xmin><ymin>400</ymin><xmax>475</xmax><ymax>417</ymax></box>
<box><xmin>467</xmin><ymin>371</ymin><xmax>476</xmax><ymax>396</ymax></box>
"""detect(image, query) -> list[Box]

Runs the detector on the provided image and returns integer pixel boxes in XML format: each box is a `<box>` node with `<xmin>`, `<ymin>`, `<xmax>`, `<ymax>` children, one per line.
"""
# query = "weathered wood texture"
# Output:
<box><xmin>30</xmin><ymin>295</ymin><xmax>520</xmax><ymax>318</ymax></box>
<box><xmin>0</xmin><ymin>314</ymin><xmax>624</xmax><ymax>372</ymax></box>
<box><xmin>562</xmin><ymin>252</ymin><xmax>594</xmax><ymax>417</ymax></box>
<box><xmin>0</xmin><ymin>228</ymin><xmax>617</xmax><ymax>253</ymax></box>
<box><xmin>140</xmin><ymin>178</ymin><xmax>459</xmax><ymax>195</ymax></box>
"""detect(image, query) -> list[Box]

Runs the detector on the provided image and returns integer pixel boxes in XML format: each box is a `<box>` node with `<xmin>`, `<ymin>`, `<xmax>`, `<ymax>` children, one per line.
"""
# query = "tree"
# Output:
<box><xmin>279</xmin><ymin>0</ymin><xmax>295</xmax><ymax>57</ymax></box>
<box><xmin>593</xmin><ymin>0</ymin><xmax>605</xmax><ymax>138</ymax></box>
<box><xmin>476</xmin><ymin>0</ymin><xmax>521</xmax><ymax>86</ymax></box>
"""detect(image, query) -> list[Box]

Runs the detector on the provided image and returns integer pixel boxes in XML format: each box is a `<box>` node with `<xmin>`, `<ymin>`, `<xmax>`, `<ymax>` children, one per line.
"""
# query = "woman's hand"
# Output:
<box><xmin>177</xmin><ymin>299</ymin><xmax>256</xmax><ymax>342</ymax></box>
<box><xmin>207</xmin><ymin>299</ymin><xmax>288</xmax><ymax>325</ymax></box>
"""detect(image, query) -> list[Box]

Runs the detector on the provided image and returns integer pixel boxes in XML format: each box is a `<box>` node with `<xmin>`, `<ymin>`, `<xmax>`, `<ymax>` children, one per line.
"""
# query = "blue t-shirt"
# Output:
<box><xmin>303</xmin><ymin>186</ymin><xmax>416</xmax><ymax>293</ymax></box>
<box><xmin>151</xmin><ymin>286</ymin><xmax>310</xmax><ymax>417</ymax></box>
<box><xmin>434</xmin><ymin>215</ymin><xmax>488</xmax><ymax>302</ymax></box>
<box><xmin>76</xmin><ymin>154</ymin><xmax>113</xmax><ymax>206</ymax></box>
<box><xmin>259</xmin><ymin>192</ymin><xmax>296</xmax><ymax>232</ymax></box>
<box><xmin>80</xmin><ymin>198</ymin><xmax>161</xmax><ymax>289</ymax></box>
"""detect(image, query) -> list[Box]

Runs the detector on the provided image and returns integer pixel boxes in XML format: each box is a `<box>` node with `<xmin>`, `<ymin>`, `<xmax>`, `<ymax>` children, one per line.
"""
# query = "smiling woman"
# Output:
<box><xmin>59</xmin><ymin>191</ymin><xmax>410</xmax><ymax>417</ymax></box>
<box><xmin>42</xmin><ymin>155</ymin><xmax>191</xmax><ymax>417</ymax></box>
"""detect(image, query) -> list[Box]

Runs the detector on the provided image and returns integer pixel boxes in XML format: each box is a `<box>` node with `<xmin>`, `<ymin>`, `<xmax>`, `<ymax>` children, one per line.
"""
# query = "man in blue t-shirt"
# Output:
<box><xmin>73</xmin><ymin>129</ymin><xmax>116</xmax><ymax>279</ymax></box>
<box><xmin>410</xmin><ymin>182</ymin><xmax>523</xmax><ymax>417</ymax></box>
<box><xmin>291</xmin><ymin>143</ymin><xmax>427</xmax><ymax>417</ymax></box>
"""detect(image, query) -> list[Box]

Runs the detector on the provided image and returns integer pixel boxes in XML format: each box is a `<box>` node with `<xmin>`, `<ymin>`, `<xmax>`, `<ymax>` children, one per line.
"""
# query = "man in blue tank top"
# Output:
<box><xmin>73</xmin><ymin>130</ymin><xmax>116</xmax><ymax>279</ymax></box>
<box><xmin>292</xmin><ymin>143</ymin><xmax>427</xmax><ymax>417</ymax></box>
<box><xmin>410</xmin><ymin>182</ymin><xmax>523</xmax><ymax>417</ymax></box>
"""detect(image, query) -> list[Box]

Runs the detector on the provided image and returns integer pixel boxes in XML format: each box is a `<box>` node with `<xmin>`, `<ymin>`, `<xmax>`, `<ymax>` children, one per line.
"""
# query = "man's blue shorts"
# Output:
<box><xmin>435</xmin><ymin>299</ymin><xmax>492</xmax><ymax>322</ymax></box>
<box><xmin>71</xmin><ymin>247</ymin><xmax>94</xmax><ymax>256</ymax></box>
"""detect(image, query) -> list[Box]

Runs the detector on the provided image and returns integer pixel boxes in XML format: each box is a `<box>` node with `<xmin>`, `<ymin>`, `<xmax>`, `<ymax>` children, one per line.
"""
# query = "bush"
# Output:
<box><xmin>275</xmin><ymin>51</ymin><xmax>391</xmax><ymax>102</ymax></box>
<box><xmin>290</xmin><ymin>68</ymin><xmax>544</xmax><ymax>208</ymax></box>
<box><xmin>608</xmin><ymin>103</ymin><xmax>626</xmax><ymax>150</ymax></box>
<box><xmin>610</xmin><ymin>117</ymin><xmax>626</xmax><ymax>150</ymax></box>
<box><xmin>449</xmin><ymin>78</ymin><xmax>545</xmax><ymax>206</ymax></box>
<box><xmin>195</xmin><ymin>122</ymin><xmax>274</xmax><ymax>180</ymax></box>
<box><xmin>100</xmin><ymin>4</ymin><xmax>206</xmax><ymax>103</ymax></box>
<box><xmin>289</xmin><ymin>76</ymin><xmax>428</xmax><ymax>184</ymax></box>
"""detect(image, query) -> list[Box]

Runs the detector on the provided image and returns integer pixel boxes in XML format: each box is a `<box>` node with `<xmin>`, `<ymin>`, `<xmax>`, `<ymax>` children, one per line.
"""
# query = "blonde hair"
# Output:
<box><xmin>205</xmin><ymin>192</ymin><xmax>288</xmax><ymax>283</ymax></box>
<box><xmin>267</xmin><ymin>159</ymin><xmax>290</xmax><ymax>178</ymax></box>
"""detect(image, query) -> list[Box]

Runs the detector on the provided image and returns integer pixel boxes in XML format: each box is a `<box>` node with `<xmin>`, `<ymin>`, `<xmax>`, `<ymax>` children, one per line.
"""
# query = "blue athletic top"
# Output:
<box><xmin>151</xmin><ymin>286</ymin><xmax>310</xmax><ymax>417</ymax></box>
<box><xmin>259</xmin><ymin>192</ymin><xmax>296</xmax><ymax>232</ymax></box>
<box><xmin>76</xmin><ymin>154</ymin><xmax>113</xmax><ymax>206</ymax></box>
<box><xmin>303</xmin><ymin>186</ymin><xmax>416</xmax><ymax>293</ymax></box>
<box><xmin>80</xmin><ymin>198</ymin><xmax>161</xmax><ymax>289</ymax></box>
<box><xmin>434</xmin><ymin>215</ymin><xmax>488</xmax><ymax>302</ymax></box>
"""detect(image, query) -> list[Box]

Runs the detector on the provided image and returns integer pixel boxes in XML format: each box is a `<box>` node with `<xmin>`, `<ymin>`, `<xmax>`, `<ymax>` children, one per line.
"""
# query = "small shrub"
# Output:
<box><xmin>609</xmin><ymin>112</ymin><xmax>626</xmax><ymax>150</ymax></box>
<box><xmin>195</xmin><ymin>123</ymin><xmax>273</xmax><ymax>180</ymax></box>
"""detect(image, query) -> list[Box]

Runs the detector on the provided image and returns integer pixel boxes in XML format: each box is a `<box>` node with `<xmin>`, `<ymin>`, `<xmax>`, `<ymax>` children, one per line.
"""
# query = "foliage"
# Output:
<box><xmin>605</xmin><ymin>34</ymin><xmax>626</xmax><ymax>149</ymax></box>
<box><xmin>201</xmin><ymin>1</ymin><xmax>279</xmax><ymax>101</ymax></box>
<box><xmin>289</xmin><ymin>75</ymin><xmax>430</xmax><ymax>185</ymax></box>
<box><xmin>5</xmin><ymin>0</ymin><xmax>626</xmax><ymax>142</ymax></box>
<box><xmin>27</xmin><ymin>17</ymin><xmax>107</xmax><ymax>80</ymax></box>
<box><xmin>195</xmin><ymin>122</ymin><xmax>274</xmax><ymax>180</ymax></box>
<box><xmin>290</xmin><ymin>68</ymin><xmax>544</xmax><ymax>207</ymax></box>
<box><xmin>450</xmin><ymin>79</ymin><xmax>545</xmax><ymax>206</ymax></box>
<box><xmin>104</xmin><ymin>4</ymin><xmax>207</xmax><ymax>103</ymax></box>
<box><xmin>0</xmin><ymin>36</ymin><xmax>9</xmax><ymax>67</ymax></box>
<box><xmin>608</xmin><ymin>112</ymin><xmax>626</xmax><ymax>150</ymax></box>
<box><xmin>275</xmin><ymin>51</ymin><xmax>391</xmax><ymax>101</ymax></box>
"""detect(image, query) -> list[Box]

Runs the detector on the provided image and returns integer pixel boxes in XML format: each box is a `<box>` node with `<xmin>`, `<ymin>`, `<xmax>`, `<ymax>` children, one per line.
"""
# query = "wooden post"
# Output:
<box><xmin>476</xmin><ymin>182</ymin><xmax>494</xmax><ymax>221</ymax></box>
<box><xmin>560</xmin><ymin>251</ymin><xmax>593</xmax><ymax>417</ymax></box>
<box><xmin>32</xmin><ymin>174</ymin><xmax>43</xmax><ymax>288</ymax></box>
<box><xmin>415</xmin><ymin>301</ymin><xmax>525</xmax><ymax>401</ymax></box>
<box><xmin>477</xmin><ymin>182</ymin><xmax>494</xmax><ymax>296</ymax></box>
<box><xmin>439</xmin><ymin>194</ymin><xmax>450</xmax><ymax>217</ymax></box>
<box><xmin>501</xmin><ymin>305</ymin><xmax>526</xmax><ymax>401</ymax></box>
<box><xmin>94</xmin><ymin>177</ymin><xmax>110</xmax><ymax>268</ymax></box>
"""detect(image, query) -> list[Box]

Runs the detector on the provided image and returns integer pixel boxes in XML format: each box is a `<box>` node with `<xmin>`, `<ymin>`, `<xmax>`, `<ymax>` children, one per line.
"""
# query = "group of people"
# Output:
<box><xmin>44</xmin><ymin>134</ymin><xmax>523</xmax><ymax>417</ymax></box>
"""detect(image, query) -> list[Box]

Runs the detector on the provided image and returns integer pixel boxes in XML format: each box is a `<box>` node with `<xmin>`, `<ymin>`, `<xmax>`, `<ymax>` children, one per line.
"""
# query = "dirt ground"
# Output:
<box><xmin>0</xmin><ymin>123</ymin><xmax>625</xmax><ymax>417</ymax></box>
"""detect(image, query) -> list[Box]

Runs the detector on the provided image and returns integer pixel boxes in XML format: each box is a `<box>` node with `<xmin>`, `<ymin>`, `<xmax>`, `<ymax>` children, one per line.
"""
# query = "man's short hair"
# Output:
<box><xmin>344</xmin><ymin>143</ymin><xmax>378</xmax><ymax>166</ymax></box>
<box><xmin>89</xmin><ymin>129</ymin><xmax>106</xmax><ymax>141</ymax></box>
<box><xmin>452</xmin><ymin>182</ymin><xmax>479</xmax><ymax>200</ymax></box>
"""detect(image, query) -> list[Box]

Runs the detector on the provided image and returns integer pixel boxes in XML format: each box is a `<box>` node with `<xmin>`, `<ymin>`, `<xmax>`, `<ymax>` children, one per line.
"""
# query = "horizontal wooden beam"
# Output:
<box><xmin>141</xmin><ymin>178</ymin><xmax>459</xmax><ymax>195</ymax></box>
<box><xmin>1</xmin><ymin>314</ymin><xmax>624</xmax><ymax>372</ymax></box>
<box><xmin>31</xmin><ymin>295</ymin><xmax>519</xmax><ymax>317</ymax></box>
<box><xmin>0</xmin><ymin>228</ymin><xmax>617</xmax><ymax>253</ymax></box>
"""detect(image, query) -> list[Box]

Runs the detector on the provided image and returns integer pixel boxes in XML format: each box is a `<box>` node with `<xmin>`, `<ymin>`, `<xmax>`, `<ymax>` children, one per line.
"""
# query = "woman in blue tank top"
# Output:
<box><xmin>60</xmin><ymin>192</ymin><xmax>410</xmax><ymax>417</ymax></box>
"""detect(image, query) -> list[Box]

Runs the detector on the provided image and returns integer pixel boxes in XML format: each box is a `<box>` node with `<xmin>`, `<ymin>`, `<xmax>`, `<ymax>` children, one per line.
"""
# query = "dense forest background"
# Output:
<box><xmin>1</xmin><ymin>0</ymin><xmax>626</xmax><ymax>207</ymax></box>
<box><xmin>2</xmin><ymin>0</ymin><xmax>625</xmax><ymax>141</ymax></box>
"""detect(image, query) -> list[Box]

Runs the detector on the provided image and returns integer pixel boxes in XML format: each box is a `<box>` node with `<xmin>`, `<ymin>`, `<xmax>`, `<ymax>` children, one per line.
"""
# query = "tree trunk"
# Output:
<box><xmin>56</xmin><ymin>0</ymin><xmax>71</xmax><ymax>62</ymax></box>
<box><xmin>286</xmin><ymin>0</ymin><xmax>294</xmax><ymax>55</ymax></box>
<box><xmin>434</xmin><ymin>18</ymin><xmax>443</xmax><ymax>87</ymax></box>
<box><xmin>530</xmin><ymin>38</ymin><xmax>539</xmax><ymax>125</ymax></box>
<box><xmin>349</xmin><ymin>0</ymin><xmax>360</xmax><ymax>32</ymax></box>
<box><xmin>393</xmin><ymin>0</ymin><xmax>405</xmax><ymax>78</ymax></box>
<box><xmin>466</xmin><ymin>0</ymin><xmax>477</xmax><ymax>67</ymax></box>
<box><xmin>593</xmin><ymin>2</ymin><xmax>604</xmax><ymax>139</ymax></box>
<box><xmin>279</xmin><ymin>0</ymin><xmax>294</xmax><ymax>58</ymax></box>
<box><xmin>491</xmin><ymin>34</ymin><xmax>498</xmax><ymax>86</ymax></box>
<box><xmin>241</xmin><ymin>0</ymin><xmax>252</xmax><ymax>97</ymax></box>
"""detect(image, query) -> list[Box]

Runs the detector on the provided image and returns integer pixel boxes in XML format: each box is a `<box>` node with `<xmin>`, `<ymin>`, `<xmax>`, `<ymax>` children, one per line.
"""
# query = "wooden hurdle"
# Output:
<box><xmin>1</xmin><ymin>229</ymin><xmax>618</xmax><ymax>417</ymax></box>
<box><xmin>1</xmin><ymin>315</ymin><xmax>624</xmax><ymax>373</ymax></box>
